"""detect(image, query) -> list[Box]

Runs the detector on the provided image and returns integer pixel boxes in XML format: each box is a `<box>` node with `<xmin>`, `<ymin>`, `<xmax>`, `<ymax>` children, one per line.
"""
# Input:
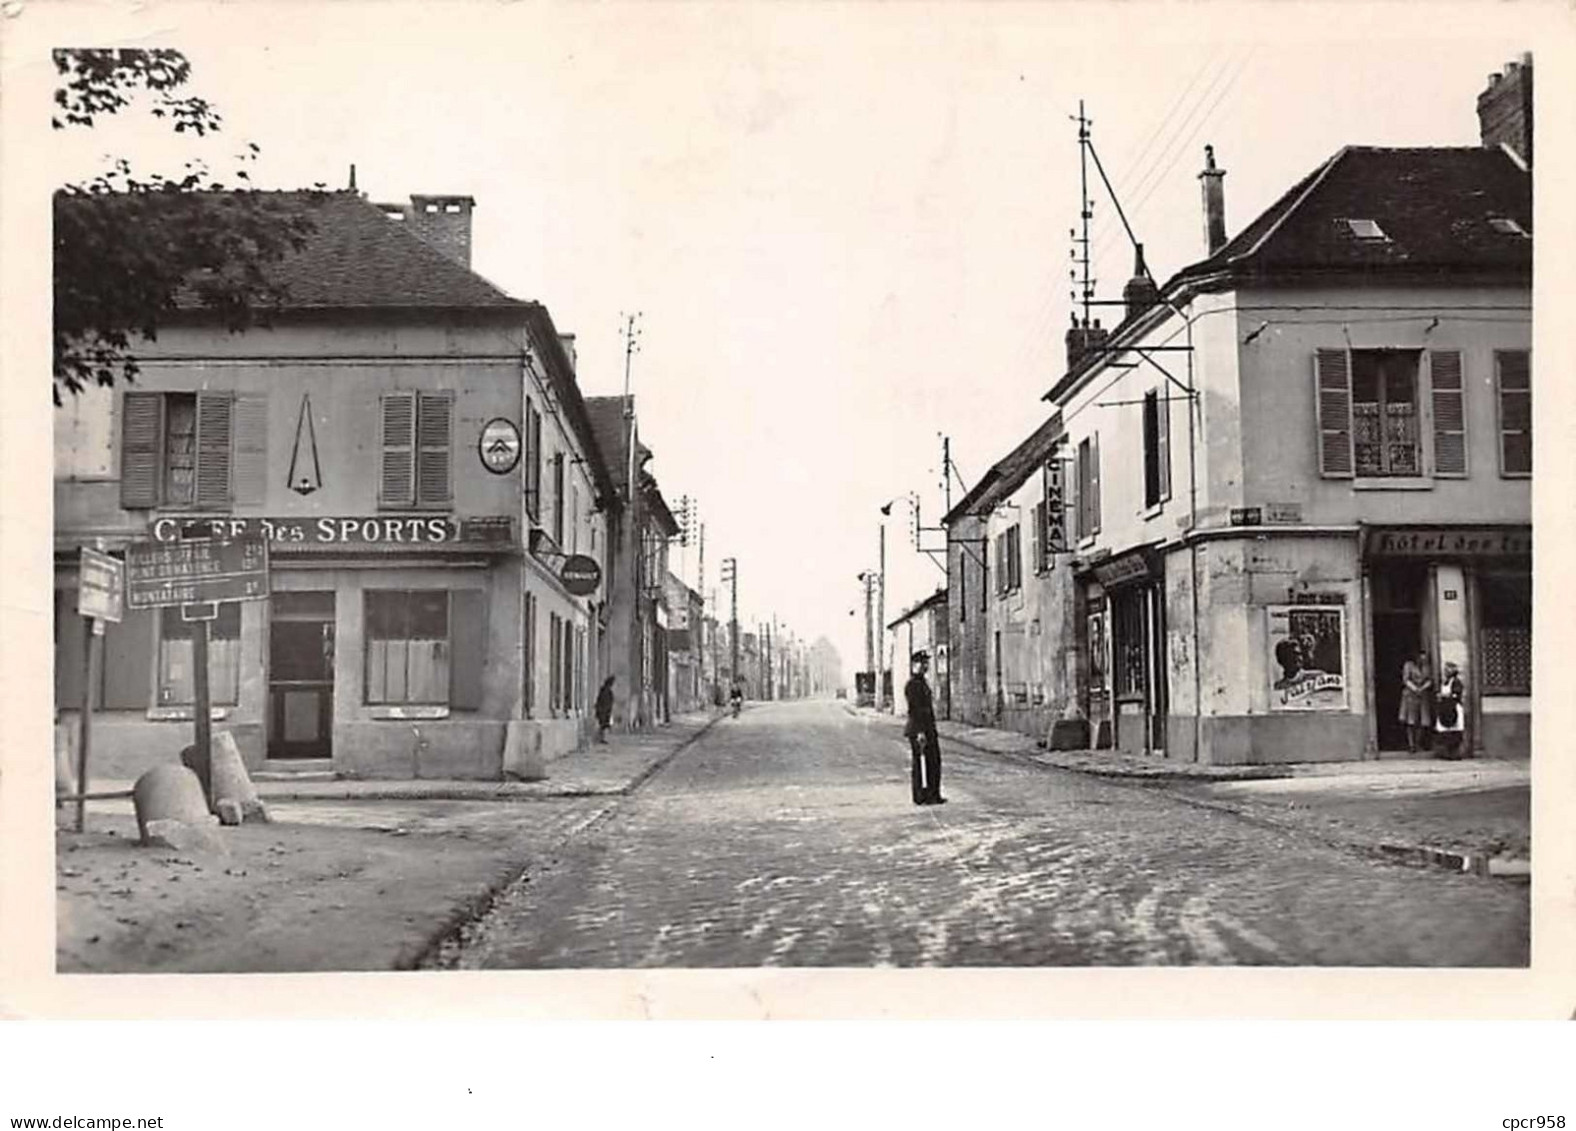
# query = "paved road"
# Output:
<box><xmin>451</xmin><ymin>699</ymin><xmax>1528</xmax><ymax>968</ymax></box>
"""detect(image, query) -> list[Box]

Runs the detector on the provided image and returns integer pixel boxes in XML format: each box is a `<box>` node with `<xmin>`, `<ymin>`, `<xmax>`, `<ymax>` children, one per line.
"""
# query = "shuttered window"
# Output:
<box><xmin>1496</xmin><ymin>350</ymin><xmax>1531</xmax><ymax>477</ymax></box>
<box><xmin>416</xmin><ymin>391</ymin><xmax>452</xmax><ymax>505</ymax></box>
<box><xmin>232</xmin><ymin>395</ymin><xmax>269</xmax><ymax>505</ymax></box>
<box><xmin>379</xmin><ymin>393</ymin><xmax>416</xmax><ymax>506</ymax></box>
<box><xmin>524</xmin><ymin>400</ymin><xmax>543</xmax><ymax>522</ymax></box>
<box><xmin>1428</xmin><ymin>350</ymin><xmax>1467</xmax><ymax>477</ymax></box>
<box><xmin>120</xmin><ymin>391</ymin><xmax>234</xmax><ymax>510</ymax></box>
<box><xmin>195</xmin><ymin>394</ymin><xmax>234</xmax><ymax>508</ymax></box>
<box><xmin>380</xmin><ymin>392</ymin><xmax>453</xmax><ymax>507</ymax></box>
<box><xmin>551</xmin><ymin>451</ymin><xmax>566</xmax><ymax>546</ymax></box>
<box><xmin>1314</xmin><ymin>348</ymin><xmax>1354</xmax><ymax>478</ymax></box>
<box><xmin>1076</xmin><ymin>435</ymin><xmax>1102</xmax><ymax>538</ymax></box>
<box><xmin>522</xmin><ymin>592</ymin><xmax>537</xmax><ymax>717</ymax></box>
<box><xmin>1032</xmin><ymin>499</ymin><xmax>1048</xmax><ymax>573</ymax></box>
<box><xmin>120</xmin><ymin>392</ymin><xmax>164</xmax><ymax>508</ymax></box>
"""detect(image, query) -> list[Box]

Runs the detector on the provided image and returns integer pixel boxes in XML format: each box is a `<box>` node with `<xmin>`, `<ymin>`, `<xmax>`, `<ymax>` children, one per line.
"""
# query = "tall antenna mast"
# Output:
<box><xmin>1074</xmin><ymin>100</ymin><xmax>1095</xmax><ymax>327</ymax></box>
<box><xmin>620</xmin><ymin>312</ymin><xmax>642</xmax><ymax>507</ymax></box>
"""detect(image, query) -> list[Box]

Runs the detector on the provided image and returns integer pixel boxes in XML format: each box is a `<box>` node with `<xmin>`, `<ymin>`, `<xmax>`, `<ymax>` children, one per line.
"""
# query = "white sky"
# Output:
<box><xmin>39</xmin><ymin>2</ymin><xmax>1551</xmax><ymax>676</ymax></box>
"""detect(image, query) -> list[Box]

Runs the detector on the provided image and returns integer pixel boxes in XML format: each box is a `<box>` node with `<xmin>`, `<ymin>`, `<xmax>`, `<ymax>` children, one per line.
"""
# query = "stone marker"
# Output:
<box><xmin>181</xmin><ymin>731</ymin><xmax>269</xmax><ymax>823</ymax></box>
<box><xmin>133</xmin><ymin>764</ymin><xmax>224</xmax><ymax>854</ymax></box>
<box><xmin>55</xmin><ymin>723</ymin><xmax>76</xmax><ymax>801</ymax></box>
<box><xmin>502</xmin><ymin>720</ymin><xmax>547</xmax><ymax>782</ymax></box>
<box><xmin>215</xmin><ymin>799</ymin><xmax>245</xmax><ymax>827</ymax></box>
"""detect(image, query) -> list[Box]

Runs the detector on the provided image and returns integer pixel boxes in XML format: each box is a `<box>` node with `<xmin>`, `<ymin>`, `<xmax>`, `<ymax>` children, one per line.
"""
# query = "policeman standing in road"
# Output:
<box><xmin>904</xmin><ymin>651</ymin><xmax>945</xmax><ymax>806</ymax></box>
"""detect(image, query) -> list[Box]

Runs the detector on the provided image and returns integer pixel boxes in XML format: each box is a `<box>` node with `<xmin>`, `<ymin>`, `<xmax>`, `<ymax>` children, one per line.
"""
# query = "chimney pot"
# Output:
<box><xmin>1478</xmin><ymin>54</ymin><xmax>1532</xmax><ymax>167</ymax></box>
<box><xmin>1199</xmin><ymin>145</ymin><xmax>1229</xmax><ymax>256</ymax></box>
<box><xmin>403</xmin><ymin>194</ymin><xmax>476</xmax><ymax>268</ymax></box>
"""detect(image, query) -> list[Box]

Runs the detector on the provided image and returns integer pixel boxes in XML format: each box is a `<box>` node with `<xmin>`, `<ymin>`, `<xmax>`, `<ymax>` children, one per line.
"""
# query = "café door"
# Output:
<box><xmin>268</xmin><ymin>591</ymin><xmax>335</xmax><ymax>760</ymax></box>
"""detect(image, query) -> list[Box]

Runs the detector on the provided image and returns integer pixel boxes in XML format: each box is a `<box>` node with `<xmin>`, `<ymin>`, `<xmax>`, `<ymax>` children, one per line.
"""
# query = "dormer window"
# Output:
<box><xmin>1344</xmin><ymin>218</ymin><xmax>1389</xmax><ymax>241</ymax></box>
<box><xmin>1487</xmin><ymin>216</ymin><xmax>1529</xmax><ymax>237</ymax></box>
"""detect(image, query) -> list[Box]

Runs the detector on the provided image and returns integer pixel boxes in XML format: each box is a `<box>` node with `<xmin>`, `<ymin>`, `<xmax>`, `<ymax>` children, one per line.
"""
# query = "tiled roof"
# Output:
<box><xmin>1175</xmin><ymin>146</ymin><xmax>1531</xmax><ymax>284</ymax></box>
<box><xmin>146</xmin><ymin>190</ymin><xmax>522</xmax><ymax>310</ymax></box>
<box><xmin>586</xmin><ymin>396</ymin><xmax>638</xmax><ymax>500</ymax></box>
<box><xmin>943</xmin><ymin>413</ymin><xmax>1063</xmax><ymax>524</ymax></box>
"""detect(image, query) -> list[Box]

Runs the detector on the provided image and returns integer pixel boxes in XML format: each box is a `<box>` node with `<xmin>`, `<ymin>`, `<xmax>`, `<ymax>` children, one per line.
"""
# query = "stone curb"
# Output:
<box><xmin>398</xmin><ymin>712</ymin><xmax>723</xmax><ymax>971</ymax></box>
<box><xmin>251</xmin><ymin>716</ymin><xmax>723</xmax><ymax>804</ymax></box>
<box><xmin>921</xmin><ymin>718</ymin><xmax>1531</xmax><ymax>881</ymax></box>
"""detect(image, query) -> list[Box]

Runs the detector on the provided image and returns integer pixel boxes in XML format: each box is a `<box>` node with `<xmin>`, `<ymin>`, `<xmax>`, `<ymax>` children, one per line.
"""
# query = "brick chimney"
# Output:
<box><xmin>1478</xmin><ymin>53</ymin><xmax>1533</xmax><ymax>167</ymax></box>
<box><xmin>1198</xmin><ymin>145</ymin><xmax>1228</xmax><ymax>257</ymax></box>
<box><xmin>1122</xmin><ymin>243</ymin><xmax>1161</xmax><ymax>324</ymax></box>
<box><xmin>1065</xmin><ymin>315</ymin><xmax>1109</xmax><ymax>371</ymax></box>
<box><xmin>401</xmin><ymin>194</ymin><xmax>476</xmax><ymax>268</ymax></box>
<box><xmin>559</xmin><ymin>333</ymin><xmax>578</xmax><ymax>372</ymax></box>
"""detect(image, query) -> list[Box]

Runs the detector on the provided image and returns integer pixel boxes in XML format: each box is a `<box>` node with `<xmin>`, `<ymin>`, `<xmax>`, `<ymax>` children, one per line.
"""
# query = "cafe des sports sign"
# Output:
<box><xmin>150</xmin><ymin>515</ymin><xmax>515</xmax><ymax>548</ymax></box>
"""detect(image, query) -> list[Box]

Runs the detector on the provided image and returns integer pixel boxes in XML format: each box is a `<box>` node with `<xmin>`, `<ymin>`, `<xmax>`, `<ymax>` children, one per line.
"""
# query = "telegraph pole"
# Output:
<box><xmin>722</xmin><ymin>557</ymin><xmax>738</xmax><ymax>692</ymax></box>
<box><xmin>876</xmin><ymin>521</ymin><xmax>886</xmax><ymax>712</ymax></box>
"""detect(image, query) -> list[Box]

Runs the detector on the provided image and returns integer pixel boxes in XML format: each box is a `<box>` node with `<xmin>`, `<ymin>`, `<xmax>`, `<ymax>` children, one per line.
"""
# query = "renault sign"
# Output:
<box><xmin>560</xmin><ymin>554</ymin><xmax>602</xmax><ymax>596</ymax></box>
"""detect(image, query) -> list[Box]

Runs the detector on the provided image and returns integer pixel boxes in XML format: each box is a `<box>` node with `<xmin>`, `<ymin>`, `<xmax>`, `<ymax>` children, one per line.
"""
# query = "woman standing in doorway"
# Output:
<box><xmin>1398</xmin><ymin>652</ymin><xmax>1433</xmax><ymax>754</ymax></box>
<box><xmin>1434</xmin><ymin>661</ymin><xmax>1466</xmax><ymax>760</ymax></box>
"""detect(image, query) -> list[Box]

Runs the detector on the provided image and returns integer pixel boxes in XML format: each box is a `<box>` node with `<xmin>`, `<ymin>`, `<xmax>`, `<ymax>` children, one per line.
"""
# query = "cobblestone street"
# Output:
<box><xmin>446</xmin><ymin>700</ymin><xmax>1529</xmax><ymax>968</ymax></box>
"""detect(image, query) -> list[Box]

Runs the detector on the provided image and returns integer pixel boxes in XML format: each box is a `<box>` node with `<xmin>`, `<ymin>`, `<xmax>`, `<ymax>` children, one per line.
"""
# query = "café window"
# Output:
<box><xmin>1351</xmin><ymin>350</ymin><xmax>1421</xmax><ymax>476</ymax></box>
<box><xmin>1478</xmin><ymin>573</ymin><xmax>1531</xmax><ymax>695</ymax></box>
<box><xmin>157</xmin><ymin>602</ymin><xmax>242</xmax><ymax>707</ymax></box>
<box><xmin>365</xmin><ymin>589</ymin><xmax>450</xmax><ymax>705</ymax></box>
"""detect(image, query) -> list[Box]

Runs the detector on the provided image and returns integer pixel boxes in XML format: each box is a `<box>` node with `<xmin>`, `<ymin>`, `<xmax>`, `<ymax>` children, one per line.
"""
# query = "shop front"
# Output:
<box><xmin>1362</xmin><ymin>525</ymin><xmax>1531</xmax><ymax>758</ymax></box>
<box><xmin>152</xmin><ymin>513</ymin><xmax>523</xmax><ymax>779</ymax></box>
<box><xmin>1080</xmin><ymin>545</ymin><xmax>1167</xmax><ymax>755</ymax></box>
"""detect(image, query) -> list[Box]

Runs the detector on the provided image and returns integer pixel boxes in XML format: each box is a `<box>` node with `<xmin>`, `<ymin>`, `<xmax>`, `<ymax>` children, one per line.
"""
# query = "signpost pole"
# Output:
<box><xmin>74</xmin><ymin>617</ymin><xmax>102</xmax><ymax>834</ymax></box>
<box><xmin>191</xmin><ymin>615</ymin><xmax>213</xmax><ymax>807</ymax></box>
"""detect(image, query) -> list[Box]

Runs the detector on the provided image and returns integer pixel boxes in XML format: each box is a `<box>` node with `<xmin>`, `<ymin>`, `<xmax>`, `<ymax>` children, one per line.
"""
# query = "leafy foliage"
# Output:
<box><xmin>52</xmin><ymin>49</ymin><xmax>326</xmax><ymax>405</ymax></box>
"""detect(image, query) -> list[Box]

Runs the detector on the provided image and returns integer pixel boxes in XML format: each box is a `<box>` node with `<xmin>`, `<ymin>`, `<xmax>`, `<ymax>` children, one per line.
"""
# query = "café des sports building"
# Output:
<box><xmin>53</xmin><ymin>189</ymin><xmax>610</xmax><ymax>781</ymax></box>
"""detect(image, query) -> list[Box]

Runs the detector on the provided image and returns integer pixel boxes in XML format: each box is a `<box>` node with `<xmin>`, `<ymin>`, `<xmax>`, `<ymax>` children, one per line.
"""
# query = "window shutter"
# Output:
<box><xmin>120</xmin><ymin>392</ymin><xmax>163</xmax><ymax>509</ymax></box>
<box><xmin>523</xmin><ymin>593</ymin><xmax>536</xmax><ymax>716</ymax></box>
<box><xmin>100</xmin><ymin>608</ymin><xmax>153</xmax><ymax>710</ymax></box>
<box><xmin>1497</xmin><ymin>350</ymin><xmax>1531</xmax><ymax>477</ymax></box>
<box><xmin>1314</xmin><ymin>349</ymin><xmax>1354</xmax><ymax>478</ymax></box>
<box><xmin>1090</xmin><ymin>433</ymin><xmax>1102</xmax><ymax>535</ymax></box>
<box><xmin>1031</xmin><ymin>500</ymin><xmax>1044</xmax><ymax>572</ymax></box>
<box><xmin>379</xmin><ymin>393</ymin><xmax>416</xmax><ymax>506</ymax></box>
<box><xmin>232</xmin><ymin>394</ymin><xmax>269</xmax><ymax>505</ymax></box>
<box><xmin>416</xmin><ymin>392</ymin><xmax>452</xmax><ymax>505</ymax></box>
<box><xmin>195</xmin><ymin>392</ymin><xmax>234</xmax><ymax>509</ymax></box>
<box><xmin>527</xmin><ymin>404</ymin><xmax>542</xmax><ymax>522</ymax></box>
<box><xmin>449</xmin><ymin>588</ymin><xmax>486</xmax><ymax>710</ymax></box>
<box><xmin>562</xmin><ymin>619</ymin><xmax>574</xmax><ymax>708</ymax></box>
<box><xmin>552</xmin><ymin>452</ymin><xmax>565</xmax><ymax>544</ymax></box>
<box><xmin>1069</xmin><ymin>445</ymin><xmax>1083</xmax><ymax>542</ymax></box>
<box><xmin>1428</xmin><ymin>350</ymin><xmax>1467</xmax><ymax>477</ymax></box>
<box><xmin>55</xmin><ymin>590</ymin><xmax>86</xmax><ymax>711</ymax></box>
<box><xmin>1157</xmin><ymin>393</ymin><xmax>1172</xmax><ymax>500</ymax></box>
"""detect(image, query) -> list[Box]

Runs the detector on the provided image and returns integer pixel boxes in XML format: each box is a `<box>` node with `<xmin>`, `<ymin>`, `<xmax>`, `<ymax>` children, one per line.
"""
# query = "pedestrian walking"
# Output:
<box><xmin>1434</xmin><ymin>661</ymin><xmax>1466</xmax><ymax>760</ymax></box>
<box><xmin>904</xmin><ymin>651</ymin><xmax>945</xmax><ymax>806</ymax></box>
<box><xmin>1398</xmin><ymin>651</ymin><xmax>1433</xmax><ymax>754</ymax></box>
<box><xmin>594</xmin><ymin>676</ymin><xmax>615</xmax><ymax>744</ymax></box>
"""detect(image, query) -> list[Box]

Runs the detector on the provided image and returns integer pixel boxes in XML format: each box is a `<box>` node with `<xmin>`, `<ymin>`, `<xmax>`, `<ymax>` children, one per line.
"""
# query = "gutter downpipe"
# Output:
<box><xmin>1158</xmin><ymin>288</ymin><xmax>1204</xmax><ymax>764</ymax></box>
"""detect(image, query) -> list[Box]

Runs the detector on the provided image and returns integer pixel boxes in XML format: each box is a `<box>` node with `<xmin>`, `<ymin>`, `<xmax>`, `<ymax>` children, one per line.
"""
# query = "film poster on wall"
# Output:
<box><xmin>1267</xmin><ymin>604</ymin><xmax>1348</xmax><ymax>711</ymax></box>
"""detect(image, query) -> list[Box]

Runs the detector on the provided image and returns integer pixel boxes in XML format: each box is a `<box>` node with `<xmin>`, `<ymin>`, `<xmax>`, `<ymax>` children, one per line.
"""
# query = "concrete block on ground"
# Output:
<box><xmin>143</xmin><ymin>817</ymin><xmax>229</xmax><ymax>856</ymax></box>
<box><xmin>180</xmin><ymin>732</ymin><xmax>269</xmax><ymax>822</ymax></box>
<box><xmin>502</xmin><ymin>720</ymin><xmax>547</xmax><ymax>782</ymax></box>
<box><xmin>215</xmin><ymin>798</ymin><xmax>244</xmax><ymax>826</ymax></box>
<box><xmin>1048</xmin><ymin>718</ymin><xmax>1090</xmax><ymax>751</ymax></box>
<box><xmin>55</xmin><ymin>723</ymin><xmax>76</xmax><ymax>800</ymax></box>
<box><xmin>132</xmin><ymin>763</ymin><xmax>215</xmax><ymax>843</ymax></box>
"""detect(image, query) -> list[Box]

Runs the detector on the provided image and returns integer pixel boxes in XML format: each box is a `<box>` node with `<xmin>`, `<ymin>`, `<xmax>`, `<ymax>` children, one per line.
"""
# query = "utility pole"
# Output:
<box><xmin>621</xmin><ymin>312</ymin><xmax>642</xmax><ymax>723</ymax></box>
<box><xmin>876</xmin><ymin>521</ymin><xmax>886</xmax><ymax>712</ymax></box>
<box><xmin>722</xmin><ymin>557</ymin><xmax>738</xmax><ymax>692</ymax></box>
<box><xmin>859</xmin><ymin>571</ymin><xmax>874</xmax><ymax>688</ymax></box>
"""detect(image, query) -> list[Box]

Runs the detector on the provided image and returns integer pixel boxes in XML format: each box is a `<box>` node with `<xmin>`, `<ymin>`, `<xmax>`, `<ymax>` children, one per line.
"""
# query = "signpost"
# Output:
<box><xmin>559</xmin><ymin>553</ymin><xmax>603</xmax><ymax>597</ymax></box>
<box><xmin>73</xmin><ymin>547</ymin><xmax>123</xmax><ymax>833</ymax></box>
<box><xmin>125</xmin><ymin>530</ymin><xmax>270</xmax><ymax>806</ymax></box>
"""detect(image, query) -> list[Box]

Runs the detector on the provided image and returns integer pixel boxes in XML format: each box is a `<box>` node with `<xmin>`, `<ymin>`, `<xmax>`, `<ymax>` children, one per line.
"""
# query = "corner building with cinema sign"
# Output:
<box><xmin>985</xmin><ymin>63</ymin><xmax>1532</xmax><ymax>764</ymax></box>
<box><xmin>54</xmin><ymin>189</ymin><xmax>616</xmax><ymax>780</ymax></box>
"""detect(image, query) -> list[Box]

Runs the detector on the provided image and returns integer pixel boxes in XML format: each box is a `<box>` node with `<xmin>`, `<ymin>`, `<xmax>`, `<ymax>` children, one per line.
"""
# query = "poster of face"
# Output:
<box><xmin>1267</xmin><ymin>605</ymin><xmax>1347</xmax><ymax>711</ymax></box>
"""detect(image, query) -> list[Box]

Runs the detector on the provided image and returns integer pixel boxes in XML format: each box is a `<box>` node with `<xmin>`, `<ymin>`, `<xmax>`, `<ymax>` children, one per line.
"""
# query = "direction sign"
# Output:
<box><xmin>479</xmin><ymin>417</ymin><xmax>522</xmax><ymax>475</ymax></box>
<box><xmin>77</xmin><ymin>546</ymin><xmax>124</xmax><ymax>623</ymax></box>
<box><xmin>125</xmin><ymin>534</ymin><xmax>270</xmax><ymax>609</ymax></box>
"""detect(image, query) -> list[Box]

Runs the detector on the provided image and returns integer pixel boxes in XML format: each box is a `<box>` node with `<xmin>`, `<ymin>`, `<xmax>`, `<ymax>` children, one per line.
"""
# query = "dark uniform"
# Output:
<box><xmin>904</xmin><ymin>656</ymin><xmax>944</xmax><ymax>805</ymax></box>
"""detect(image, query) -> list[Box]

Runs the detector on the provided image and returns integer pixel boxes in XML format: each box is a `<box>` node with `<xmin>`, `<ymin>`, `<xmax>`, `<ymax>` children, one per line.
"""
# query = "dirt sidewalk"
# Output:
<box><xmin>56</xmin><ymin>713</ymin><xmax>719</xmax><ymax>973</ymax></box>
